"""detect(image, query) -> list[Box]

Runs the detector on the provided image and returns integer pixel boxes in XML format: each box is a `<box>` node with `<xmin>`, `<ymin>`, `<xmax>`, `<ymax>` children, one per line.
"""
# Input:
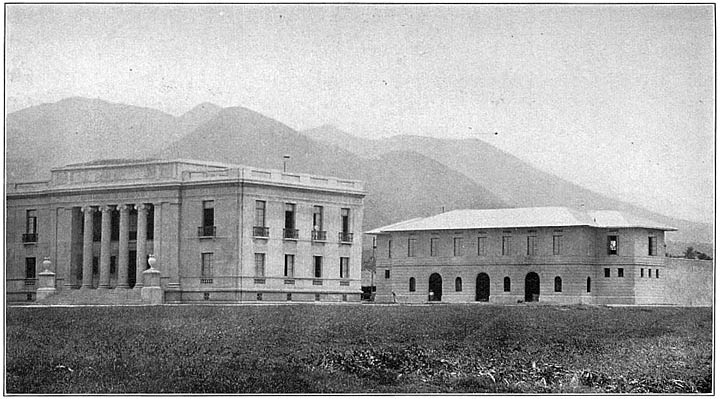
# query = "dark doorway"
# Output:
<box><xmin>428</xmin><ymin>273</ymin><xmax>442</xmax><ymax>301</ymax></box>
<box><xmin>525</xmin><ymin>272</ymin><xmax>540</xmax><ymax>302</ymax></box>
<box><xmin>476</xmin><ymin>273</ymin><xmax>490</xmax><ymax>302</ymax></box>
<box><xmin>129</xmin><ymin>251</ymin><xmax>137</xmax><ymax>288</ymax></box>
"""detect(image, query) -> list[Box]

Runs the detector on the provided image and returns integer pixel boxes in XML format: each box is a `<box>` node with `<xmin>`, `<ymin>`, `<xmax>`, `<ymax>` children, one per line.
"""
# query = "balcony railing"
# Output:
<box><xmin>200</xmin><ymin>278</ymin><xmax>213</xmax><ymax>284</ymax></box>
<box><xmin>197</xmin><ymin>226</ymin><xmax>216</xmax><ymax>237</ymax></box>
<box><xmin>24</xmin><ymin>278</ymin><xmax>36</xmax><ymax>286</ymax></box>
<box><xmin>253</xmin><ymin>226</ymin><xmax>269</xmax><ymax>238</ymax></box>
<box><xmin>311</xmin><ymin>230</ymin><xmax>327</xmax><ymax>241</ymax></box>
<box><xmin>283</xmin><ymin>228</ymin><xmax>299</xmax><ymax>240</ymax></box>
<box><xmin>22</xmin><ymin>233</ymin><xmax>38</xmax><ymax>243</ymax></box>
<box><xmin>338</xmin><ymin>232</ymin><xmax>354</xmax><ymax>243</ymax></box>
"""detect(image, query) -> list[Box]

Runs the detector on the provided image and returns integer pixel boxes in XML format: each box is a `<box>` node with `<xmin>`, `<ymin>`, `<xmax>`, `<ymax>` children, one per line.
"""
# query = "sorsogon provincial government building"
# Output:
<box><xmin>367</xmin><ymin>207</ymin><xmax>709</xmax><ymax>305</ymax></box>
<box><xmin>7</xmin><ymin>159</ymin><xmax>365</xmax><ymax>304</ymax></box>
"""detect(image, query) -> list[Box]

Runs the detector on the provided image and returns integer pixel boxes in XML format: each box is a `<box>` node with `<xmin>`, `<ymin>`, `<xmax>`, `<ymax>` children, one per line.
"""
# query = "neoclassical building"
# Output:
<box><xmin>7</xmin><ymin>159</ymin><xmax>365</xmax><ymax>303</ymax></box>
<box><xmin>367</xmin><ymin>207</ymin><xmax>685</xmax><ymax>305</ymax></box>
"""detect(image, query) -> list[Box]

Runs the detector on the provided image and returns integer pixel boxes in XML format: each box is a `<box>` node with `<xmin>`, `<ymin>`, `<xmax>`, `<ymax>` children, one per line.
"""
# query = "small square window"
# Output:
<box><xmin>385</xmin><ymin>270</ymin><xmax>390</xmax><ymax>279</ymax></box>
<box><xmin>607</xmin><ymin>235</ymin><xmax>619</xmax><ymax>255</ymax></box>
<box><xmin>257</xmin><ymin>292</ymin><xmax>263</xmax><ymax>301</ymax></box>
<box><xmin>617</xmin><ymin>268</ymin><xmax>624</xmax><ymax>278</ymax></box>
<box><xmin>315</xmin><ymin>293</ymin><xmax>321</xmax><ymax>301</ymax></box>
<box><xmin>287</xmin><ymin>293</ymin><xmax>292</xmax><ymax>301</ymax></box>
<box><xmin>203</xmin><ymin>292</ymin><xmax>210</xmax><ymax>300</ymax></box>
<box><xmin>604</xmin><ymin>268</ymin><xmax>610</xmax><ymax>278</ymax></box>
<box><xmin>342</xmin><ymin>294</ymin><xmax>348</xmax><ymax>302</ymax></box>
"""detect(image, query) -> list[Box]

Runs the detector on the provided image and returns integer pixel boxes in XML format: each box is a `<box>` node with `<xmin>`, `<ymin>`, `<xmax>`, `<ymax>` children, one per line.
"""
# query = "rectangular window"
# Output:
<box><xmin>255</xmin><ymin>201</ymin><xmax>266</xmax><ymax>227</ymax></box>
<box><xmin>25</xmin><ymin>257</ymin><xmax>36</xmax><ymax>279</ymax></box>
<box><xmin>641</xmin><ymin>268</ymin><xmax>644</xmax><ymax>277</ymax></box>
<box><xmin>314</xmin><ymin>256</ymin><xmax>323</xmax><ymax>278</ymax></box>
<box><xmin>527</xmin><ymin>236</ymin><xmax>537</xmax><ymax>256</ymax></box>
<box><xmin>254</xmin><ymin>253</ymin><xmax>265</xmax><ymax>277</ymax></box>
<box><xmin>502</xmin><ymin>236</ymin><xmax>512</xmax><ymax>256</ymax></box>
<box><xmin>341</xmin><ymin>208</ymin><xmax>351</xmax><ymax>233</ymax></box>
<box><xmin>284</xmin><ymin>254</ymin><xmax>295</xmax><ymax>278</ymax></box>
<box><xmin>388</xmin><ymin>240</ymin><xmax>392</xmax><ymax>259</ymax></box>
<box><xmin>648</xmin><ymin>236</ymin><xmax>657</xmax><ymax>256</ymax></box>
<box><xmin>618</xmin><ymin>268</ymin><xmax>624</xmax><ymax>278</ymax></box>
<box><xmin>384</xmin><ymin>270</ymin><xmax>390</xmax><ymax>279</ymax></box>
<box><xmin>313</xmin><ymin>206</ymin><xmax>324</xmax><ymax>230</ymax></box>
<box><xmin>340</xmin><ymin>257</ymin><xmax>350</xmax><ymax>279</ymax></box>
<box><xmin>656</xmin><ymin>269</ymin><xmax>660</xmax><ymax>278</ymax></box>
<box><xmin>553</xmin><ymin>235</ymin><xmax>562</xmax><ymax>255</ymax></box>
<box><xmin>607</xmin><ymin>235</ymin><xmax>618</xmax><ymax>255</ymax></box>
<box><xmin>203</xmin><ymin>200</ymin><xmax>214</xmax><ymax>227</ymax></box>
<box><xmin>201</xmin><ymin>253</ymin><xmax>213</xmax><ymax>277</ymax></box>
<box><xmin>285</xmin><ymin>203</ymin><xmax>296</xmax><ymax>229</ymax></box>
<box><xmin>604</xmin><ymin>268</ymin><xmax>610</xmax><ymax>278</ymax></box>
<box><xmin>26</xmin><ymin>210</ymin><xmax>37</xmax><ymax>234</ymax></box>
<box><xmin>110</xmin><ymin>256</ymin><xmax>117</xmax><ymax>274</ymax></box>
<box><xmin>454</xmin><ymin>237</ymin><xmax>464</xmax><ymax>256</ymax></box>
<box><xmin>430</xmin><ymin>238</ymin><xmax>439</xmax><ymax>257</ymax></box>
<box><xmin>407</xmin><ymin>238</ymin><xmax>417</xmax><ymax>257</ymax></box>
<box><xmin>477</xmin><ymin>237</ymin><xmax>487</xmax><ymax>256</ymax></box>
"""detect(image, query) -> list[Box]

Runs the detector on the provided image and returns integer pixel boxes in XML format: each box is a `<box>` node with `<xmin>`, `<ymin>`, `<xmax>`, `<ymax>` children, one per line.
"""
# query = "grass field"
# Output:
<box><xmin>5</xmin><ymin>304</ymin><xmax>712</xmax><ymax>393</ymax></box>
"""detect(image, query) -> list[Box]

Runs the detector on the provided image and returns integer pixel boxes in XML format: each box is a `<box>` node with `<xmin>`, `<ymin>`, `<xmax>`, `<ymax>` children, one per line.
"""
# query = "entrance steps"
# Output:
<box><xmin>37</xmin><ymin>287</ymin><xmax>143</xmax><ymax>305</ymax></box>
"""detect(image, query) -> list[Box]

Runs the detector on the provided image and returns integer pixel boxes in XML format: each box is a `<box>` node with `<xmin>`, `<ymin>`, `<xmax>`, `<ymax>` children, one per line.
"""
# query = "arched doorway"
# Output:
<box><xmin>525</xmin><ymin>272</ymin><xmax>540</xmax><ymax>302</ymax></box>
<box><xmin>429</xmin><ymin>273</ymin><xmax>442</xmax><ymax>301</ymax></box>
<box><xmin>476</xmin><ymin>273</ymin><xmax>490</xmax><ymax>302</ymax></box>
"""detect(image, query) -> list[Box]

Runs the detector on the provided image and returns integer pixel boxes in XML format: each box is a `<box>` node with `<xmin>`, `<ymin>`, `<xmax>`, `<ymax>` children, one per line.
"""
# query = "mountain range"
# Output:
<box><xmin>5</xmin><ymin>98</ymin><xmax>713</xmax><ymax>253</ymax></box>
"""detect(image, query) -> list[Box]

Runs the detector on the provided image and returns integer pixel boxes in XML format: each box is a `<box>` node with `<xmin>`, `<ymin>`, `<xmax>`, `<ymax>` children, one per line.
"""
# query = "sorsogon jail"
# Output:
<box><xmin>6</xmin><ymin>159</ymin><xmax>365</xmax><ymax>304</ymax></box>
<box><xmin>367</xmin><ymin>208</ymin><xmax>712</xmax><ymax>306</ymax></box>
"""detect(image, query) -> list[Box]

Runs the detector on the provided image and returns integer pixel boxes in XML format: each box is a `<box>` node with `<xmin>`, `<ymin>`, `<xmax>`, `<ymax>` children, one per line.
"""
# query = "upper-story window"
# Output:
<box><xmin>407</xmin><ymin>238</ymin><xmax>417</xmax><ymax>257</ymax></box>
<box><xmin>527</xmin><ymin>236</ymin><xmax>537</xmax><ymax>256</ymax></box>
<box><xmin>313</xmin><ymin>206</ymin><xmax>324</xmax><ymax>231</ymax></box>
<box><xmin>255</xmin><ymin>201</ymin><xmax>266</xmax><ymax>227</ymax></box>
<box><xmin>477</xmin><ymin>237</ymin><xmax>487</xmax><ymax>256</ymax></box>
<box><xmin>502</xmin><ymin>236</ymin><xmax>512</xmax><ymax>256</ymax></box>
<box><xmin>648</xmin><ymin>236</ymin><xmax>657</xmax><ymax>256</ymax></box>
<box><xmin>199</xmin><ymin>200</ymin><xmax>215</xmax><ymax>237</ymax></box>
<box><xmin>553</xmin><ymin>235</ymin><xmax>563</xmax><ymax>255</ymax></box>
<box><xmin>25</xmin><ymin>257</ymin><xmax>36</xmax><ymax>279</ymax></box>
<box><xmin>453</xmin><ymin>237</ymin><xmax>464</xmax><ymax>256</ymax></box>
<box><xmin>284</xmin><ymin>204</ymin><xmax>298</xmax><ymax>239</ymax></box>
<box><xmin>607</xmin><ymin>235</ymin><xmax>619</xmax><ymax>255</ymax></box>
<box><xmin>341</xmin><ymin>208</ymin><xmax>351</xmax><ymax>234</ymax></box>
<box><xmin>430</xmin><ymin>237</ymin><xmax>439</xmax><ymax>257</ymax></box>
<box><xmin>388</xmin><ymin>240</ymin><xmax>393</xmax><ymax>258</ymax></box>
<box><xmin>24</xmin><ymin>210</ymin><xmax>37</xmax><ymax>243</ymax></box>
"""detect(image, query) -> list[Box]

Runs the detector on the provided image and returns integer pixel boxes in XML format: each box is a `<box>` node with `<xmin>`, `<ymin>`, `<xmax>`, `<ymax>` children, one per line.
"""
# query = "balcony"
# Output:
<box><xmin>197</xmin><ymin>225</ymin><xmax>216</xmax><ymax>238</ymax></box>
<box><xmin>311</xmin><ymin>230</ymin><xmax>327</xmax><ymax>241</ymax></box>
<box><xmin>338</xmin><ymin>232</ymin><xmax>354</xmax><ymax>243</ymax></box>
<box><xmin>253</xmin><ymin>226</ymin><xmax>269</xmax><ymax>238</ymax></box>
<box><xmin>22</xmin><ymin>233</ymin><xmax>38</xmax><ymax>244</ymax></box>
<box><xmin>200</xmin><ymin>278</ymin><xmax>213</xmax><ymax>284</ymax></box>
<box><xmin>283</xmin><ymin>228</ymin><xmax>299</xmax><ymax>240</ymax></box>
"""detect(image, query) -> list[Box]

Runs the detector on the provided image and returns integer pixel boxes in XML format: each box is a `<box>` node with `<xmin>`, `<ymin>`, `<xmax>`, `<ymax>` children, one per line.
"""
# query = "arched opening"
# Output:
<box><xmin>475</xmin><ymin>273</ymin><xmax>490</xmax><ymax>302</ymax></box>
<box><xmin>429</xmin><ymin>273</ymin><xmax>442</xmax><ymax>301</ymax></box>
<box><xmin>586</xmin><ymin>277</ymin><xmax>591</xmax><ymax>293</ymax></box>
<box><xmin>455</xmin><ymin>277</ymin><xmax>462</xmax><ymax>292</ymax></box>
<box><xmin>525</xmin><ymin>272</ymin><xmax>540</xmax><ymax>302</ymax></box>
<box><xmin>409</xmin><ymin>277</ymin><xmax>416</xmax><ymax>292</ymax></box>
<box><xmin>554</xmin><ymin>276</ymin><xmax>562</xmax><ymax>292</ymax></box>
<box><xmin>503</xmin><ymin>276</ymin><xmax>511</xmax><ymax>292</ymax></box>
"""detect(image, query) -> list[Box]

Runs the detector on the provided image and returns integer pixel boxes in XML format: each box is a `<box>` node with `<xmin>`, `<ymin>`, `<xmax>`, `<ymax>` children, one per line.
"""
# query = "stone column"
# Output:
<box><xmin>98</xmin><ymin>205</ymin><xmax>113</xmax><ymax>289</ymax></box>
<box><xmin>81</xmin><ymin>206</ymin><xmax>95</xmax><ymax>289</ymax></box>
<box><xmin>135</xmin><ymin>203</ymin><xmax>148</xmax><ymax>289</ymax></box>
<box><xmin>116</xmin><ymin>204</ymin><xmax>130</xmax><ymax>289</ymax></box>
<box><xmin>153</xmin><ymin>202</ymin><xmax>162</xmax><ymax>266</ymax></box>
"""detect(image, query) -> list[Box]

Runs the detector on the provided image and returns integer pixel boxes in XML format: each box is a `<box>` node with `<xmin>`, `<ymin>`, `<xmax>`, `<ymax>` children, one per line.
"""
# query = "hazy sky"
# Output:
<box><xmin>5</xmin><ymin>5</ymin><xmax>714</xmax><ymax>223</ymax></box>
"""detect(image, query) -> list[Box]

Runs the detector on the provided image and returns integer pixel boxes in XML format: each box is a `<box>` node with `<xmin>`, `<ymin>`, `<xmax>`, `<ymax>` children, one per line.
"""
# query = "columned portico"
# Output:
<box><xmin>117</xmin><ymin>204</ymin><xmax>130</xmax><ymax>289</ymax></box>
<box><xmin>98</xmin><ymin>205</ymin><xmax>113</xmax><ymax>288</ymax></box>
<box><xmin>135</xmin><ymin>203</ymin><xmax>148</xmax><ymax>289</ymax></box>
<box><xmin>81</xmin><ymin>206</ymin><xmax>95</xmax><ymax>289</ymax></box>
